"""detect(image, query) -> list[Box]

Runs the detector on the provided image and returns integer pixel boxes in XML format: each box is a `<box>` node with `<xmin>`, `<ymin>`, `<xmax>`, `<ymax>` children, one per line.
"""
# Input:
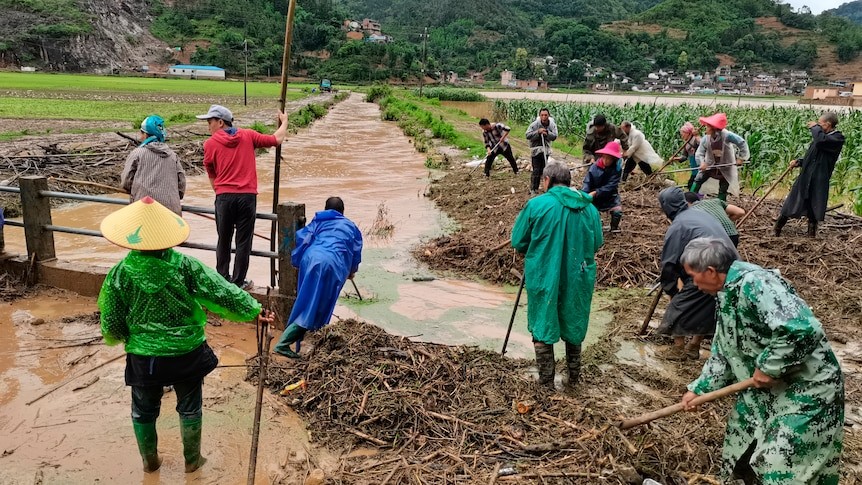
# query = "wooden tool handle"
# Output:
<box><xmin>618</xmin><ymin>377</ymin><xmax>756</xmax><ymax>430</ymax></box>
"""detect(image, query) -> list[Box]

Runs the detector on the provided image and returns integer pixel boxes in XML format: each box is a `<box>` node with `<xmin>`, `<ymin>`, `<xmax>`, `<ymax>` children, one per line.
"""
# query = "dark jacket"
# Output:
<box><xmin>582</xmin><ymin>158</ymin><xmax>622</xmax><ymax>211</ymax></box>
<box><xmin>583</xmin><ymin>121</ymin><xmax>628</xmax><ymax>159</ymax></box>
<box><xmin>780</xmin><ymin>125</ymin><xmax>845</xmax><ymax>221</ymax></box>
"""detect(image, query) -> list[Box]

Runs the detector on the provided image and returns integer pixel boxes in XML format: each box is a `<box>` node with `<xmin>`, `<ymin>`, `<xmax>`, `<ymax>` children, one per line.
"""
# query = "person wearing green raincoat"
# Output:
<box><xmin>98</xmin><ymin>197</ymin><xmax>272</xmax><ymax>474</ymax></box>
<box><xmin>511</xmin><ymin>163</ymin><xmax>604</xmax><ymax>389</ymax></box>
<box><xmin>679</xmin><ymin>237</ymin><xmax>844</xmax><ymax>484</ymax></box>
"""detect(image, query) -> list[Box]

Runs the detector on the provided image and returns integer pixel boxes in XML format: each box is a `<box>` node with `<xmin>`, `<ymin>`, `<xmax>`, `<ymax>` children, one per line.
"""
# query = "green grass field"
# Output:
<box><xmin>0</xmin><ymin>98</ymin><xmax>213</xmax><ymax>122</ymax></box>
<box><xmin>0</xmin><ymin>72</ymin><xmax>318</xmax><ymax>98</ymax></box>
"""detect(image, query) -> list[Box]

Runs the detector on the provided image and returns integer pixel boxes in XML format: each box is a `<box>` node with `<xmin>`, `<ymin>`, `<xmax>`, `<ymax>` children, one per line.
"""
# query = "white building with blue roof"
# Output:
<box><xmin>168</xmin><ymin>65</ymin><xmax>225</xmax><ymax>80</ymax></box>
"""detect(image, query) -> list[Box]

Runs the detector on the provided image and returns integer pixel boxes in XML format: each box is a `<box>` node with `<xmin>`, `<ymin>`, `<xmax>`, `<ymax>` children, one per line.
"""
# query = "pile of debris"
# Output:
<box><xmin>251</xmin><ymin>317</ymin><xmax>735</xmax><ymax>484</ymax></box>
<box><xmin>0</xmin><ymin>133</ymin><xmax>205</xmax><ymax>217</ymax></box>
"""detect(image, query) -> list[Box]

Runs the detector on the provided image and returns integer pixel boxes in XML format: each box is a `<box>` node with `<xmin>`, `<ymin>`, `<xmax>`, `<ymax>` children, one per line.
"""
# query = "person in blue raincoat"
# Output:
<box><xmin>273</xmin><ymin>197</ymin><xmax>363</xmax><ymax>358</ymax></box>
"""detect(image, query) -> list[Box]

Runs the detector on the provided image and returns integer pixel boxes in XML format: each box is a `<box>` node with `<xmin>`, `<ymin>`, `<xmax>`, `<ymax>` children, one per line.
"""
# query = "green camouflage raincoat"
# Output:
<box><xmin>511</xmin><ymin>186</ymin><xmax>603</xmax><ymax>345</ymax></box>
<box><xmin>99</xmin><ymin>249</ymin><xmax>262</xmax><ymax>356</ymax></box>
<box><xmin>688</xmin><ymin>261</ymin><xmax>843</xmax><ymax>484</ymax></box>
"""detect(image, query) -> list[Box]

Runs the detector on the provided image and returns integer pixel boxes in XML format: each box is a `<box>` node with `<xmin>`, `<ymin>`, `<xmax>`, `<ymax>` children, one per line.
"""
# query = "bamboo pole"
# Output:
<box><xmin>271</xmin><ymin>0</ymin><xmax>299</xmax><ymax>288</ymax></box>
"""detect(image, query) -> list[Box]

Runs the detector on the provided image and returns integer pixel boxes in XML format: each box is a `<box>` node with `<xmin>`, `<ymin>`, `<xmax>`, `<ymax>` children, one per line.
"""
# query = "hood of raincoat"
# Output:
<box><xmin>142</xmin><ymin>142</ymin><xmax>171</xmax><ymax>158</ymax></box>
<box><xmin>659</xmin><ymin>186</ymin><xmax>688</xmax><ymax>221</ymax></box>
<box><xmin>546</xmin><ymin>185</ymin><xmax>593</xmax><ymax>210</ymax></box>
<box><xmin>210</xmin><ymin>127</ymin><xmax>241</xmax><ymax>148</ymax></box>
<box><xmin>122</xmin><ymin>249</ymin><xmax>179</xmax><ymax>293</ymax></box>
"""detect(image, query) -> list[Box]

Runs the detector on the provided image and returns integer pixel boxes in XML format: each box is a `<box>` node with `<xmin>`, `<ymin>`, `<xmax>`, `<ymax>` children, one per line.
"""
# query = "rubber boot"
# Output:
<box><xmin>774</xmin><ymin>216</ymin><xmax>788</xmax><ymax>237</ymax></box>
<box><xmin>717</xmin><ymin>190</ymin><xmax>728</xmax><ymax>202</ymax></box>
<box><xmin>807</xmin><ymin>220</ymin><xmax>817</xmax><ymax>238</ymax></box>
<box><xmin>610</xmin><ymin>212</ymin><xmax>622</xmax><ymax>233</ymax></box>
<box><xmin>180</xmin><ymin>417</ymin><xmax>207</xmax><ymax>473</ymax></box>
<box><xmin>533</xmin><ymin>341</ymin><xmax>555</xmax><ymax>389</ymax></box>
<box><xmin>132</xmin><ymin>421</ymin><xmax>162</xmax><ymax>473</ymax></box>
<box><xmin>273</xmin><ymin>323</ymin><xmax>306</xmax><ymax>358</ymax></box>
<box><xmin>564</xmin><ymin>342</ymin><xmax>581</xmax><ymax>387</ymax></box>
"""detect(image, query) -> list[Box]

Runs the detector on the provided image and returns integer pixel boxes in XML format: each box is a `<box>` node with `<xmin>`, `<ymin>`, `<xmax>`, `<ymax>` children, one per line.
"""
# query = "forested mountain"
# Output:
<box><xmin>830</xmin><ymin>0</ymin><xmax>862</xmax><ymax>24</ymax></box>
<box><xmin>3</xmin><ymin>0</ymin><xmax>862</xmax><ymax>84</ymax></box>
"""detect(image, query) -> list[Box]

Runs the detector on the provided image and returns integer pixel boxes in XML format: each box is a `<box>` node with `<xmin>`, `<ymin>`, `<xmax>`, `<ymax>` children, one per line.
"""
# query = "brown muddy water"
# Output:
<box><xmin>0</xmin><ymin>93</ymin><xmax>613</xmax><ymax>482</ymax></box>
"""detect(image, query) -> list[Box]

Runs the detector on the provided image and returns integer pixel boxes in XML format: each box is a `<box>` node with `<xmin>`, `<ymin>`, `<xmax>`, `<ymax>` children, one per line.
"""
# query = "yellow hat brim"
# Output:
<box><xmin>100</xmin><ymin>198</ymin><xmax>190</xmax><ymax>250</ymax></box>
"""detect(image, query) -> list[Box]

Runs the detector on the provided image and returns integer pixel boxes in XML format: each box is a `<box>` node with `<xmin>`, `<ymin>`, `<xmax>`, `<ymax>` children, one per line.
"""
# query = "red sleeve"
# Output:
<box><xmin>249</xmin><ymin>130</ymin><xmax>278</xmax><ymax>148</ymax></box>
<box><xmin>203</xmin><ymin>140</ymin><xmax>217</xmax><ymax>178</ymax></box>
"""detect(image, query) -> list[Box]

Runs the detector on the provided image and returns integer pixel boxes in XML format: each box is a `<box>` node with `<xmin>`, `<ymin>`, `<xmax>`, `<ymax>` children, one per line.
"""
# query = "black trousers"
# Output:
<box><xmin>530</xmin><ymin>153</ymin><xmax>547</xmax><ymax>191</ymax></box>
<box><xmin>622</xmin><ymin>157</ymin><xmax>653</xmax><ymax>181</ymax></box>
<box><xmin>484</xmin><ymin>145</ymin><xmax>518</xmax><ymax>176</ymax></box>
<box><xmin>214</xmin><ymin>193</ymin><xmax>257</xmax><ymax>285</ymax></box>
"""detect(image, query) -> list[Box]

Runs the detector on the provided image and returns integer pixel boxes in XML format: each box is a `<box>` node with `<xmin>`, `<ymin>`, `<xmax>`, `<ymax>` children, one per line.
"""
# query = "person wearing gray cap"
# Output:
<box><xmin>197</xmin><ymin>104</ymin><xmax>288</xmax><ymax>289</ymax></box>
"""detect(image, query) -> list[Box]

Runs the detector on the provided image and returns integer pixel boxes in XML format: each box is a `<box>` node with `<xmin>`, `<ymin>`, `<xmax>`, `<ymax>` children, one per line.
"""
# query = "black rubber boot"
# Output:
<box><xmin>807</xmin><ymin>220</ymin><xmax>817</xmax><ymax>238</ymax></box>
<box><xmin>774</xmin><ymin>216</ymin><xmax>788</xmax><ymax>237</ymax></box>
<box><xmin>533</xmin><ymin>341</ymin><xmax>555</xmax><ymax>389</ymax></box>
<box><xmin>564</xmin><ymin>342</ymin><xmax>581</xmax><ymax>386</ymax></box>
<box><xmin>610</xmin><ymin>212</ymin><xmax>622</xmax><ymax>233</ymax></box>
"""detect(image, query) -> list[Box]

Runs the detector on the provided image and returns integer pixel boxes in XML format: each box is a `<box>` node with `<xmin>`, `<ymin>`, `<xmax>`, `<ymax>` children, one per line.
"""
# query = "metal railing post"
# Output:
<box><xmin>276</xmin><ymin>202</ymin><xmax>305</xmax><ymax>330</ymax></box>
<box><xmin>19</xmin><ymin>176</ymin><xmax>56</xmax><ymax>261</ymax></box>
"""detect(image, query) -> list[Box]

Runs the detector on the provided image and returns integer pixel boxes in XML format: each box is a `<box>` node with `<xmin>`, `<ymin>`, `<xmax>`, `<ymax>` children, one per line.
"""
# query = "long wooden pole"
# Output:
<box><xmin>618</xmin><ymin>378</ymin><xmax>755</xmax><ymax>430</ymax></box>
<box><xmin>638</xmin><ymin>288</ymin><xmax>663</xmax><ymax>335</ymax></box>
<box><xmin>271</xmin><ymin>0</ymin><xmax>298</xmax><ymax>288</ymax></box>
<box><xmin>501</xmin><ymin>268</ymin><xmax>525</xmax><ymax>356</ymax></box>
<box><xmin>737</xmin><ymin>162</ymin><xmax>795</xmax><ymax>229</ymax></box>
<box><xmin>27</xmin><ymin>353</ymin><xmax>125</xmax><ymax>406</ymax></box>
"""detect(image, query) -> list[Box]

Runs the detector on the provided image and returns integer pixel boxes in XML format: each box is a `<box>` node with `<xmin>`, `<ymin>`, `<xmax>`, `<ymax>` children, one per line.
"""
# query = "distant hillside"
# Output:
<box><xmin>830</xmin><ymin>0</ymin><xmax>862</xmax><ymax>24</ymax></box>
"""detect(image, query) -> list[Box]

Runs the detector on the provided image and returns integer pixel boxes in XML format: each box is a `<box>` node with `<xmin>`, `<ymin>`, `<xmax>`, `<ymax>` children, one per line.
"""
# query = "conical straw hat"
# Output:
<box><xmin>100</xmin><ymin>197</ymin><xmax>190</xmax><ymax>250</ymax></box>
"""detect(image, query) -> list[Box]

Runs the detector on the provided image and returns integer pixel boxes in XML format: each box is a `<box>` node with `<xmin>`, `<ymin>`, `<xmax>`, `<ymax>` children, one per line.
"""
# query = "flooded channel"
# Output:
<box><xmin>3</xmin><ymin>93</ymin><xmax>611</xmax><ymax>359</ymax></box>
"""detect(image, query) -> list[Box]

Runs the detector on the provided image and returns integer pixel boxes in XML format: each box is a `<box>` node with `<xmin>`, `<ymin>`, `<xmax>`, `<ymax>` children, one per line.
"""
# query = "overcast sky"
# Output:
<box><xmin>783</xmin><ymin>0</ymin><xmax>848</xmax><ymax>14</ymax></box>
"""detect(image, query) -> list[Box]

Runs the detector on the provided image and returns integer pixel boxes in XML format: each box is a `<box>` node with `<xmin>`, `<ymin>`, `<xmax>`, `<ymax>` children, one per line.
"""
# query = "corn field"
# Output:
<box><xmin>495</xmin><ymin>100</ymin><xmax>862</xmax><ymax>213</ymax></box>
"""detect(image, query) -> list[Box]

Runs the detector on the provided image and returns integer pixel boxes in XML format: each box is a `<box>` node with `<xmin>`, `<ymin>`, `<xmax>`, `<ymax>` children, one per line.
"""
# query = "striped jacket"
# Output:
<box><xmin>121</xmin><ymin>143</ymin><xmax>186</xmax><ymax>215</ymax></box>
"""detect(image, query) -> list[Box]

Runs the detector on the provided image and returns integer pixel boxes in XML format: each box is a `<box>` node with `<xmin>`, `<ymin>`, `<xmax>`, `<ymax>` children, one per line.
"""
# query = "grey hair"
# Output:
<box><xmin>543</xmin><ymin>162</ymin><xmax>571</xmax><ymax>187</ymax></box>
<box><xmin>680</xmin><ymin>237</ymin><xmax>737</xmax><ymax>273</ymax></box>
<box><xmin>820</xmin><ymin>111</ymin><xmax>838</xmax><ymax>128</ymax></box>
<box><xmin>621</xmin><ymin>120</ymin><xmax>632</xmax><ymax>128</ymax></box>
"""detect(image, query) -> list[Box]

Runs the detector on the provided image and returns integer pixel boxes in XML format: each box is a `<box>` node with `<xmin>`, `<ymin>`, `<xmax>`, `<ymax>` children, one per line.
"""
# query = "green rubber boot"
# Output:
<box><xmin>180</xmin><ymin>417</ymin><xmax>207</xmax><ymax>473</ymax></box>
<box><xmin>273</xmin><ymin>323</ymin><xmax>307</xmax><ymax>358</ymax></box>
<box><xmin>132</xmin><ymin>421</ymin><xmax>162</xmax><ymax>473</ymax></box>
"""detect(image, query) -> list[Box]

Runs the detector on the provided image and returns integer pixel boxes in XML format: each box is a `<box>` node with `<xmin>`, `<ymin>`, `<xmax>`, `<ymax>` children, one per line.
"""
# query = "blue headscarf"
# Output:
<box><xmin>140</xmin><ymin>115</ymin><xmax>166</xmax><ymax>146</ymax></box>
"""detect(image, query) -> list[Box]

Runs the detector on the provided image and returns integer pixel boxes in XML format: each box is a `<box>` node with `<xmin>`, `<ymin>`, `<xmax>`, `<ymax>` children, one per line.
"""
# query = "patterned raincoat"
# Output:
<box><xmin>511</xmin><ymin>186</ymin><xmax>603</xmax><ymax>345</ymax></box>
<box><xmin>688</xmin><ymin>261</ymin><xmax>844</xmax><ymax>484</ymax></box>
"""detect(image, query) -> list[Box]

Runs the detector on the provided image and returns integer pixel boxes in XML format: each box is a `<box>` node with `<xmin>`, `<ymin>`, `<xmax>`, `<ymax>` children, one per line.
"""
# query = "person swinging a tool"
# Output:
<box><xmin>511</xmin><ymin>163</ymin><xmax>603</xmax><ymax>390</ymax></box>
<box><xmin>679</xmin><ymin>237</ymin><xmax>844</xmax><ymax>484</ymax></box>
<box><xmin>690</xmin><ymin>112</ymin><xmax>749</xmax><ymax>202</ymax></box>
<box><xmin>273</xmin><ymin>197</ymin><xmax>363</xmax><ymax>358</ymax></box>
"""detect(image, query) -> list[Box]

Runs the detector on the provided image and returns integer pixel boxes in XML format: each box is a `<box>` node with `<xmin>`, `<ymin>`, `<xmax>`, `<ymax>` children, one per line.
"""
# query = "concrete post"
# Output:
<box><xmin>19</xmin><ymin>176</ymin><xmax>56</xmax><ymax>261</ymax></box>
<box><xmin>275</xmin><ymin>202</ymin><xmax>305</xmax><ymax>330</ymax></box>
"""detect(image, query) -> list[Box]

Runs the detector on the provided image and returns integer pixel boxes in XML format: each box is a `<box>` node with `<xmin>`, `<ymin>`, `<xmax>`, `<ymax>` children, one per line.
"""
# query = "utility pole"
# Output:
<box><xmin>418</xmin><ymin>27</ymin><xmax>427</xmax><ymax>97</ymax></box>
<box><xmin>243</xmin><ymin>39</ymin><xmax>248</xmax><ymax>106</ymax></box>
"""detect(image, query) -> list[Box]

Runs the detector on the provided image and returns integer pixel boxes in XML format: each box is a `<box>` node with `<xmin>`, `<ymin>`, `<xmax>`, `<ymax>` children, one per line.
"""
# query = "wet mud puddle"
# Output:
<box><xmin>2</xmin><ymin>93</ymin><xmax>611</xmax><ymax>359</ymax></box>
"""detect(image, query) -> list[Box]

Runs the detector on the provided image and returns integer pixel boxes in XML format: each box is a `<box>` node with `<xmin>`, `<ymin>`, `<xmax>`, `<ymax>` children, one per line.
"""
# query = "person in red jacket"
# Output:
<box><xmin>197</xmin><ymin>105</ymin><xmax>288</xmax><ymax>289</ymax></box>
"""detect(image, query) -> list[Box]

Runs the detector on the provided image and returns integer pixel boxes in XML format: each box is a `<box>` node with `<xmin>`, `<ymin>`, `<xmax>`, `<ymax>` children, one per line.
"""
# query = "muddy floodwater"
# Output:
<box><xmin>2</xmin><ymin>93</ymin><xmax>611</xmax><ymax>359</ymax></box>
<box><xmin>1</xmin><ymin>94</ymin><xmax>615</xmax><ymax>482</ymax></box>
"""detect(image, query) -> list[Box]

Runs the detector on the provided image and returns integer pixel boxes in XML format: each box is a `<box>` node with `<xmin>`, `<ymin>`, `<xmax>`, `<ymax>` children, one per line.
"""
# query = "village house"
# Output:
<box><xmin>804</xmin><ymin>86</ymin><xmax>840</xmax><ymax>100</ymax></box>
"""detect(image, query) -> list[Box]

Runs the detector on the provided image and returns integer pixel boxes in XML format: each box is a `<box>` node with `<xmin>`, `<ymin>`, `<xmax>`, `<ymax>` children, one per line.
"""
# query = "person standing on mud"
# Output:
<box><xmin>582</xmin><ymin>140</ymin><xmax>624</xmax><ymax>232</ymax></box>
<box><xmin>656</xmin><ymin>187</ymin><xmax>737</xmax><ymax>361</ymax></box>
<box><xmin>690</xmin><ymin>112</ymin><xmax>749</xmax><ymax>202</ymax></box>
<box><xmin>479</xmin><ymin>118</ymin><xmax>519</xmax><ymax>178</ymax></box>
<box><xmin>774</xmin><ymin>112</ymin><xmax>845</xmax><ymax>238</ymax></box>
<box><xmin>198</xmin><ymin>105</ymin><xmax>288</xmax><ymax>289</ymax></box>
<box><xmin>97</xmin><ymin>197</ymin><xmax>272</xmax><ymax>474</ymax></box>
<box><xmin>680</xmin><ymin>237</ymin><xmax>843</xmax><ymax>484</ymax></box>
<box><xmin>273</xmin><ymin>197</ymin><xmax>363</xmax><ymax>358</ymax></box>
<box><xmin>619</xmin><ymin>121</ymin><xmax>661</xmax><ymax>182</ymax></box>
<box><xmin>525</xmin><ymin>108</ymin><xmax>557</xmax><ymax>195</ymax></box>
<box><xmin>121</xmin><ymin>115</ymin><xmax>186</xmax><ymax>215</ymax></box>
<box><xmin>511</xmin><ymin>163</ymin><xmax>603</xmax><ymax>390</ymax></box>
<box><xmin>582</xmin><ymin>114</ymin><xmax>627</xmax><ymax>164</ymax></box>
